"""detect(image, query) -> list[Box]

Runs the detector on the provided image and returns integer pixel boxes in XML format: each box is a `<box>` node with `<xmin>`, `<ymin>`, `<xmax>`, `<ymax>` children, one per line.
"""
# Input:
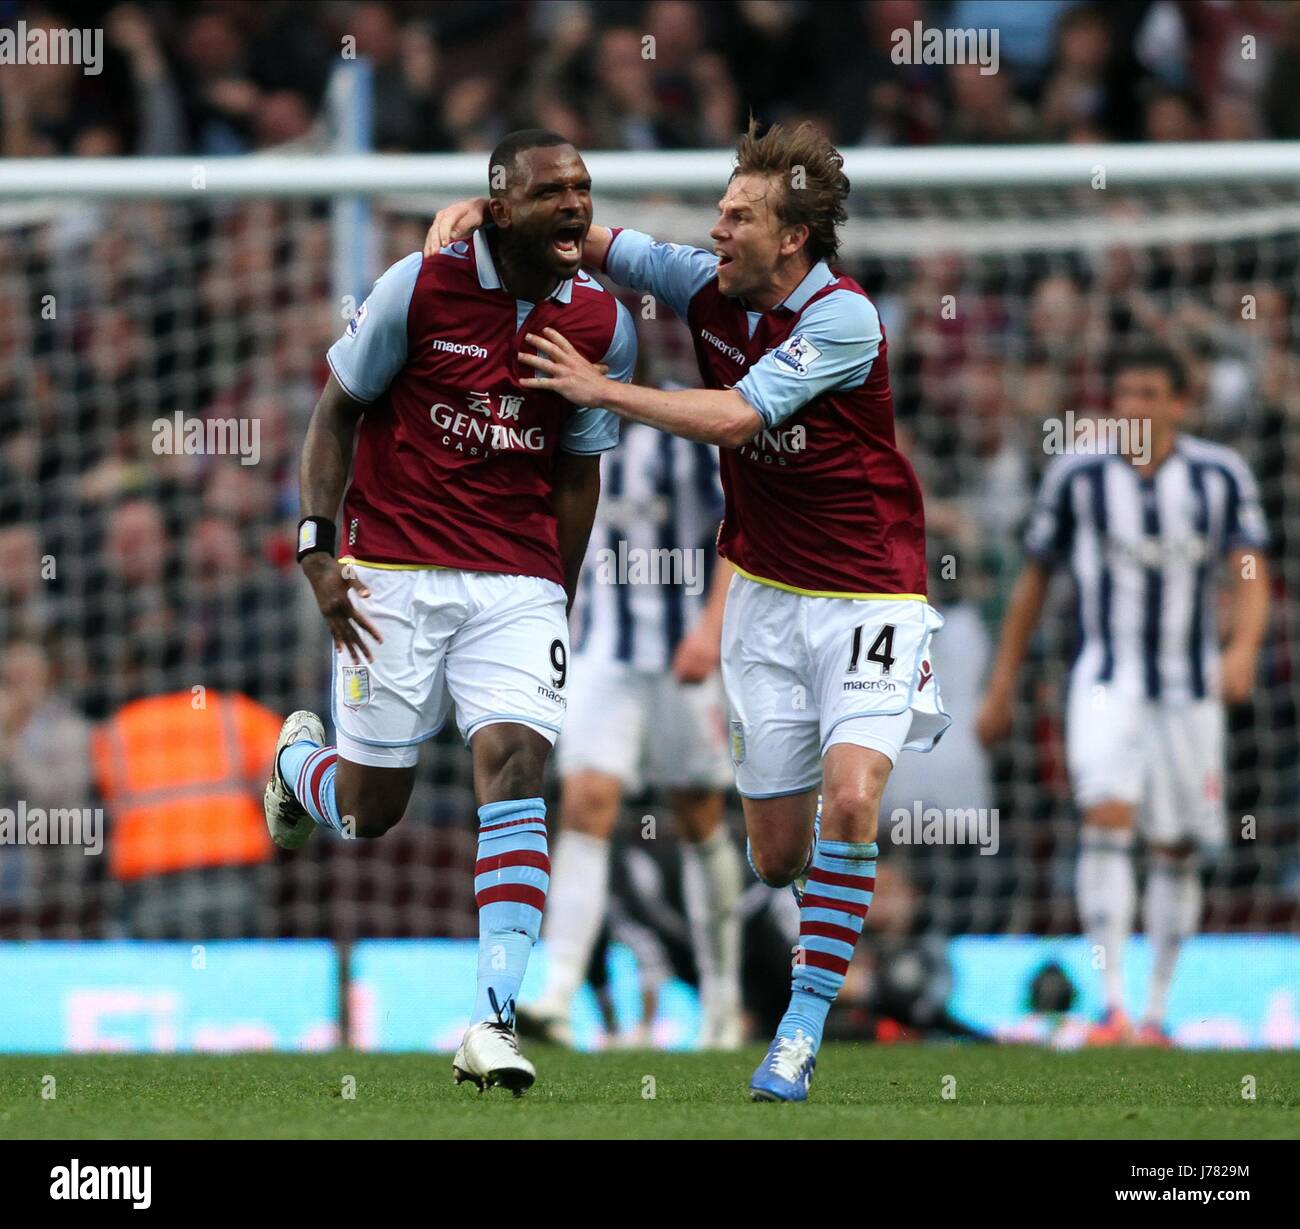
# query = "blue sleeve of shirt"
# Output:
<box><xmin>603</xmin><ymin>228</ymin><xmax>717</xmax><ymax>321</ymax></box>
<box><xmin>734</xmin><ymin>290</ymin><xmax>881</xmax><ymax>429</ymax></box>
<box><xmin>559</xmin><ymin>299</ymin><xmax>637</xmax><ymax>455</ymax></box>
<box><xmin>1221</xmin><ymin>452</ymin><xmax>1269</xmax><ymax>552</ymax></box>
<box><xmin>326</xmin><ymin>252</ymin><xmax>422</xmax><ymax>403</ymax></box>
<box><xmin>1022</xmin><ymin>456</ymin><xmax>1080</xmax><ymax>566</ymax></box>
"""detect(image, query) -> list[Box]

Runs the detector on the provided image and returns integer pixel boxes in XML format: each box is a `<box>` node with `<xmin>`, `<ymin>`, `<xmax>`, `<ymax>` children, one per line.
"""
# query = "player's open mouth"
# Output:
<box><xmin>716</xmin><ymin>251</ymin><xmax>735</xmax><ymax>269</ymax></box>
<box><xmin>551</xmin><ymin>224</ymin><xmax>585</xmax><ymax>258</ymax></box>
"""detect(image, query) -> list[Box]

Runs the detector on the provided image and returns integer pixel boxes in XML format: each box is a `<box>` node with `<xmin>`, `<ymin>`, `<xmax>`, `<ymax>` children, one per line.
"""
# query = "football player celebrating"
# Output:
<box><xmin>426</xmin><ymin>120</ymin><xmax>948</xmax><ymax>1101</ymax></box>
<box><xmin>977</xmin><ymin>345</ymin><xmax>1270</xmax><ymax>1045</ymax></box>
<box><xmin>265</xmin><ymin>130</ymin><xmax>636</xmax><ymax>1095</ymax></box>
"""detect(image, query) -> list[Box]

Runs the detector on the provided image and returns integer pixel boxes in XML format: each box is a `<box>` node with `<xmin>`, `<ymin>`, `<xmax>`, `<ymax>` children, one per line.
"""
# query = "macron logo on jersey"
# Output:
<box><xmin>432</xmin><ymin>338</ymin><xmax>489</xmax><ymax>358</ymax></box>
<box><xmin>700</xmin><ymin>328</ymin><xmax>746</xmax><ymax>366</ymax></box>
<box><xmin>773</xmin><ymin>332</ymin><xmax>823</xmax><ymax>376</ymax></box>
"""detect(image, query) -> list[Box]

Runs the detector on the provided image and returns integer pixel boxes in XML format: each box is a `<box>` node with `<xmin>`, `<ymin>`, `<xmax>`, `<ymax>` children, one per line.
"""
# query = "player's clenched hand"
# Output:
<box><xmin>424</xmin><ymin>197</ymin><xmax>489</xmax><ymax>256</ymax></box>
<box><xmin>974</xmin><ymin>687</ymin><xmax>1014</xmax><ymax>746</ymax></box>
<box><xmin>519</xmin><ymin>328</ymin><xmax>610</xmax><ymax>407</ymax></box>
<box><xmin>672</xmin><ymin>625</ymin><xmax>720</xmax><ymax>684</ymax></box>
<box><xmin>302</xmin><ymin>553</ymin><xmax>383</xmax><ymax>664</ymax></box>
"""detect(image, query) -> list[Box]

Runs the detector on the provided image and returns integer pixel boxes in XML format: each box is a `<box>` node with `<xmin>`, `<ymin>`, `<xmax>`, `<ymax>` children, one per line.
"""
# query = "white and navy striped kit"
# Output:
<box><xmin>572</xmin><ymin>421</ymin><xmax>725</xmax><ymax>672</ymax></box>
<box><xmin>1024</xmin><ymin>436</ymin><xmax>1268</xmax><ymax>703</ymax></box>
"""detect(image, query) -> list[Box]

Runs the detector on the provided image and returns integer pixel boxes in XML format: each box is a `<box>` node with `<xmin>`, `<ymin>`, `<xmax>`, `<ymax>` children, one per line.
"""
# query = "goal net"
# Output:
<box><xmin>0</xmin><ymin>142</ymin><xmax>1296</xmax><ymax>1039</ymax></box>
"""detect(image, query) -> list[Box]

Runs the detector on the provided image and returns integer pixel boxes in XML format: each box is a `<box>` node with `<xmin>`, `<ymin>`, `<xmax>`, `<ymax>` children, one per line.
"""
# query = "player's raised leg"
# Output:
<box><xmin>742</xmin><ymin>789</ymin><xmax>820</xmax><ymax>889</ymax></box>
<box><xmin>722</xmin><ymin>576</ymin><xmax>824</xmax><ymax>898</ymax></box>
<box><xmin>267</xmin><ymin>557</ymin><xmax>445</xmax><ymax>847</ymax></box>
<box><xmin>748</xmin><ymin>745</ymin><xmax>884</xmax><ymax>1102</ymax></box>
<box><xmin>1077</xmin><ymin>801</ymin><xmax>1137</xmax><ymax>1044</ymax></box>
<box><xmin>266</xmin><ymin>715</ymin><xmax>416</xmax><ymax>845</ymax></box>
<box><xmin>265</xmin><ymin>710</ymin><xmax>336</xmax><ymax>847</ymax></box>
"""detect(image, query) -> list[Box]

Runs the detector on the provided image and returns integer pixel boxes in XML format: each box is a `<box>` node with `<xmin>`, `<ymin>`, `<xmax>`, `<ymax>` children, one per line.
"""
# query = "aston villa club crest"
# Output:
<box><xmin>342</xmin><ymin>665</ymin><xmax>371</xmax><ymax>708</ymax></box>
<box><xmin>730</xmin><ymin>720</ymin><xmax>747</xmax><ymax>764</ymax></box>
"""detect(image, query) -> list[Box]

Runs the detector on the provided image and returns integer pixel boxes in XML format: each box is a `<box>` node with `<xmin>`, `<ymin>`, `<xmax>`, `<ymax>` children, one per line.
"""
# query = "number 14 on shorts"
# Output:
<box><xmin>847</xmin><ymin>623</ymin><xmax>897</xmax><ymax>675</ymax></box>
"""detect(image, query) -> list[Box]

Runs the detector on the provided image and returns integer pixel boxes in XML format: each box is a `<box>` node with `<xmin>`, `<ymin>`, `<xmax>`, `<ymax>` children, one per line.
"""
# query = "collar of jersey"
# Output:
<box><xmin>768</xmin><ymin>259</ymin><xmax>836</xmax><ymax>314</ymax></box>
<box><xmin>473</xmin><ymin>225</ymin><xmax>574</xmax><ymax>304</ymax></box>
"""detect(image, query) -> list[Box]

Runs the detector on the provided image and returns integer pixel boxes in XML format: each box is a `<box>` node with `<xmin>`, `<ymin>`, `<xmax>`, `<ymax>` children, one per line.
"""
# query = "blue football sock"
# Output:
<box><xmin>777</xmin><ymin>838</ymin><xmax>878</xmax><ymax>1050</ymax></box>
<box><xmin>471</xmin><ymin>797</ymin><xmax>549</xmax><ymax>1027</ymax></box>
<box><xmin>277</xmin><ymin>740</ymin><xmax>346</xmax><ymax>832</ymax></box>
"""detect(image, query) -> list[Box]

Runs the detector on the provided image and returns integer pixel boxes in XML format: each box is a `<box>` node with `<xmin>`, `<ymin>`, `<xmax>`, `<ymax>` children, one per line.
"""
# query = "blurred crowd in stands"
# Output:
<box><xmin>0</xmin><ymin>1</ymin><xmax>1297</xmax><ymax>949</ymax></box>
<box><xmin>3</xmin><ymin>0</ymin><xmax>1300</xmax><ymax>157</ymax></box>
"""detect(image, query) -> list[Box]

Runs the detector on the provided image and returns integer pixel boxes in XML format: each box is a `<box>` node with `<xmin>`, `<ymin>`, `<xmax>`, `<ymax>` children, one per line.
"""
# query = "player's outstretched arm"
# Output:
<box><xmin>299</xmin><ymin>374</ymin><xmax>384</xmax><ymax>664</ymax></box>
<box><xmin>974</xmin><ymin>562</ymin><xmax>1051</xmax><ymax>746</ymax></box>
<box><xmin>520</xmin><ymin>327</ymin><xmax>760</xmax><ymax>447</ymax></box>
<box><xmin>423</xmin><ymin>198</ymin><xmax>614</xmax><ymax>269</ymax></box>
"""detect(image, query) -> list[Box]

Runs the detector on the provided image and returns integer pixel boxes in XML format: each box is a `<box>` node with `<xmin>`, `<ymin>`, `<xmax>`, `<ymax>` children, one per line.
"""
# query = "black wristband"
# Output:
<box><xmin>296</xmin><ymin>517</ymin><xmax>336</xmax><ymax>562</ymax></box>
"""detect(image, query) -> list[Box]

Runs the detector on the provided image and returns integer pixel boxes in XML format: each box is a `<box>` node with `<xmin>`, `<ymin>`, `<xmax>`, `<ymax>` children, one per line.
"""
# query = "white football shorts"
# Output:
<box><xmin>720</xmin><ymin>573</ymin><xmax>950</xmax><ymax>798</ymax></box>
<box><xmin>555</xmin><ymin>654</ymin><xmax>732</xmax><ymax>792</ymax></box>
<box><xmin>1066</xmin><ymin>676</ymin><xmax>1226</xmax><ymax>851</ymax></box>
<box><xmin>331</xmin><ymin>563</ymin><xmax>570</xmax><ymax>768</ymax></box>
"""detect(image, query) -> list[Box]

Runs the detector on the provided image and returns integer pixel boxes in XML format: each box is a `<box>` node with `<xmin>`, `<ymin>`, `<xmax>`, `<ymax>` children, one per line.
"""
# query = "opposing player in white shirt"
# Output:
<box><xmin>978</xmin><ymin>344</ymin><xmax>1271</xmax><ymax>1044</ymax></box>
<box><xmin>518</xmin><ymin>418</ymin><xmax>744</xmax><ymax>1049</ymax></box>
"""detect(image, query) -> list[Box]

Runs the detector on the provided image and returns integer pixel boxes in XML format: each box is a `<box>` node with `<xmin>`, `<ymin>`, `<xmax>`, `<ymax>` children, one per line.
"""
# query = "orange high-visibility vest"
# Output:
<box><xmin>92</xmin><ymin>691</ymin><xmax>282</xmax><ymax>881</ymax></box>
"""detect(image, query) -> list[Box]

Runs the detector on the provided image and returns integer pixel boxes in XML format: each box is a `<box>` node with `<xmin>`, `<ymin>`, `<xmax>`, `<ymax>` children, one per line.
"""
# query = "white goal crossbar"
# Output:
<box><xmin>2</xmin><ymin>141</ymin><xmax>1299</xmax><ymax>199</ymax></box>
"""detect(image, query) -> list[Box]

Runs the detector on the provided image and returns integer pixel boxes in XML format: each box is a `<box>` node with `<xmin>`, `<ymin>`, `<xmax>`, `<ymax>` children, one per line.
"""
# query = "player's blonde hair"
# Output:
<box><xmin>732</xmin><ymin>118</ymin><xmax>850</xmax><ymax>264</ymax></box>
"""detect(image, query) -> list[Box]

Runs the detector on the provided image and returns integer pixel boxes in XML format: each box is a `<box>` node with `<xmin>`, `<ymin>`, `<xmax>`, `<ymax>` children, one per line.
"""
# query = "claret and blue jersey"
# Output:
<box><xmin>326</xmin><ymin>226</ymin><xmax>637</xmax><ymax>586</ymax></box>
<box><xmin>602</xmin><ymin>227</ymin><xmax>929</xmax><ymax>600</ymax></box>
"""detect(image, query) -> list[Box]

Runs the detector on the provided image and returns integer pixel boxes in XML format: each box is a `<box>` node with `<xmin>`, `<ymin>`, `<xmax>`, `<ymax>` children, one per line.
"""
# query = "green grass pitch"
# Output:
<box><xmin>1</xmin><ymin>1046</ymin><xmax>1296</xmax><ymax>1140</ymax></box>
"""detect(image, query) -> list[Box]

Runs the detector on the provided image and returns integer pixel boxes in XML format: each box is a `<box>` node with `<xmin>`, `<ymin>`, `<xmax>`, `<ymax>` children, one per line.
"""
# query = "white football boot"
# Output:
<box><xmin>453</xmin><ymin>1021</ymin><xmax>536</xmax><ymax>1096</ymax></box>
<box><xmin>263</xmin><ymin>710</ymin><xmax>325</xmax><ymax>850</ymax></box>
